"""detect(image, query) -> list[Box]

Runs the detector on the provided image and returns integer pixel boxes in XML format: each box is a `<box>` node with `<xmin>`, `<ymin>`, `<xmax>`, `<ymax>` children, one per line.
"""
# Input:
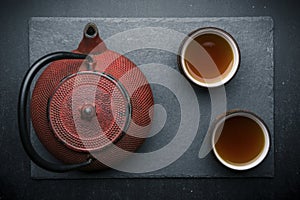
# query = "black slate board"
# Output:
<box><xmin>29</xmin><ymin>17</ymin><xmax>274</xmax><ymax>179</ymax></box>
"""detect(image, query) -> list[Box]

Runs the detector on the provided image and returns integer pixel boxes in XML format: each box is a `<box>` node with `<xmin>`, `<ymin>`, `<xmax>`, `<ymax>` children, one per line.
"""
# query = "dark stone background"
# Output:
<box><xmin>0</xmin><ymin>0</ymin><xmax>299</xmax><ymax>199</ymax></box>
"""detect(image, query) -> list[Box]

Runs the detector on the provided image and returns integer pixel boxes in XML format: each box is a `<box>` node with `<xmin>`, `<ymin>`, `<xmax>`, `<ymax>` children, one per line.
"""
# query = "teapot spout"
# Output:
<box><xmin>75</xmin><ymin>23</ymin><xmax>107</xmax><ymax>54</ymax></box>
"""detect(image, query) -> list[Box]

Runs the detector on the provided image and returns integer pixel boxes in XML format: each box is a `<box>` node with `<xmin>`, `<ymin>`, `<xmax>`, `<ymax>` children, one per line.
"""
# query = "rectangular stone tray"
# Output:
<box><xmin>29</xmin><ymin>17</ymin><xmax>274</xmax><ymax>179</ymax></box>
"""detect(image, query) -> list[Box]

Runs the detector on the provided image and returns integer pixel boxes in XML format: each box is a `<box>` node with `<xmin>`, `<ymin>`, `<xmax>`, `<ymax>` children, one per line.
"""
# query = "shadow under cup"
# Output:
<box><xmin>178</xmin><ymin>27</ymin><xmax>240</xmax><ymax>88</ymax></box>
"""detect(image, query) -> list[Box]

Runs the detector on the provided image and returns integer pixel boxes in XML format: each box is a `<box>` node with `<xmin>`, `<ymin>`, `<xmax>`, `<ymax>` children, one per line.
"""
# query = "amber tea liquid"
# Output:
<box><xmin>215</xmin><ymin>116</ymin><xmax>265</xmax><ymax>164</ymax></box>
<box><xmin>184</xmin><ymin>33</ymin><xmax>234</xmax><ymax>82</ymax></box>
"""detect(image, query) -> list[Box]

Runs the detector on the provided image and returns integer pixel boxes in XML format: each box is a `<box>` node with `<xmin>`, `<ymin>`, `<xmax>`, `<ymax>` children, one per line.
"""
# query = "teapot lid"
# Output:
<box><xmin>48</xmin><ymin>71</ymin><xmax>131</xmax><ymax>152</ymax></box>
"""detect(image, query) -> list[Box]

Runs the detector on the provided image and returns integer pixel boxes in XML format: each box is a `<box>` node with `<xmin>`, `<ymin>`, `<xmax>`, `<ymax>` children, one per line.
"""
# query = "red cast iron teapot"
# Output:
<box><xmin>18</xmin><ymin>23</ymin><xmax>154</xmax><ymax>172</ymax></box>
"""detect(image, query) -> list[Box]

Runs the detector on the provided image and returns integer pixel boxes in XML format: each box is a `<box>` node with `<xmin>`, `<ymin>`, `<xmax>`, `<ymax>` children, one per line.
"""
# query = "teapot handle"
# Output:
<box><xmin>18</xmin><ymin>51</ymin><xmax>93</xmax><ymax>172</ymax></box>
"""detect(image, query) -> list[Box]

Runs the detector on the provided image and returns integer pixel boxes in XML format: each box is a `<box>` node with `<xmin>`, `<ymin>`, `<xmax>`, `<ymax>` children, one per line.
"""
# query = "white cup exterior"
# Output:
<box><xmin>211</xmin><ymin>111</ymin><xmax>270</xmax><ymax>170</ymax></box>
<box><xmin>179</xmin><ymin>27</ymin><xmax>240</xmax><ymax>88</ymax></box>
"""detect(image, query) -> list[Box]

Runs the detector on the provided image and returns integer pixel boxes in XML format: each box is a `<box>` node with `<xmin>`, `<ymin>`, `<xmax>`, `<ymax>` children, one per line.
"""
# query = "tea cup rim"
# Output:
<box><xmin>211</xmin><ymin>110</ymin><xmax>270</xmax><ymax>170</ymax></box>
<box><xmin>178</xmin><ymin>27</ymin><xmax>240</xmax><ymax>88</ymax></box>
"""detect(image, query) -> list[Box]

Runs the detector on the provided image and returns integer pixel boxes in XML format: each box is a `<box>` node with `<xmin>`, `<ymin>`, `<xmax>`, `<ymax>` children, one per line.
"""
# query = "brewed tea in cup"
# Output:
<box><xmin>211</xmin><ymin>110</ymin><xmax>270</xmax><ymax>170</ymax></box>
<box><xmin>178</xmin><ymin>27</ymin><xmax>240</xmax><ymax>87</ymax></box>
